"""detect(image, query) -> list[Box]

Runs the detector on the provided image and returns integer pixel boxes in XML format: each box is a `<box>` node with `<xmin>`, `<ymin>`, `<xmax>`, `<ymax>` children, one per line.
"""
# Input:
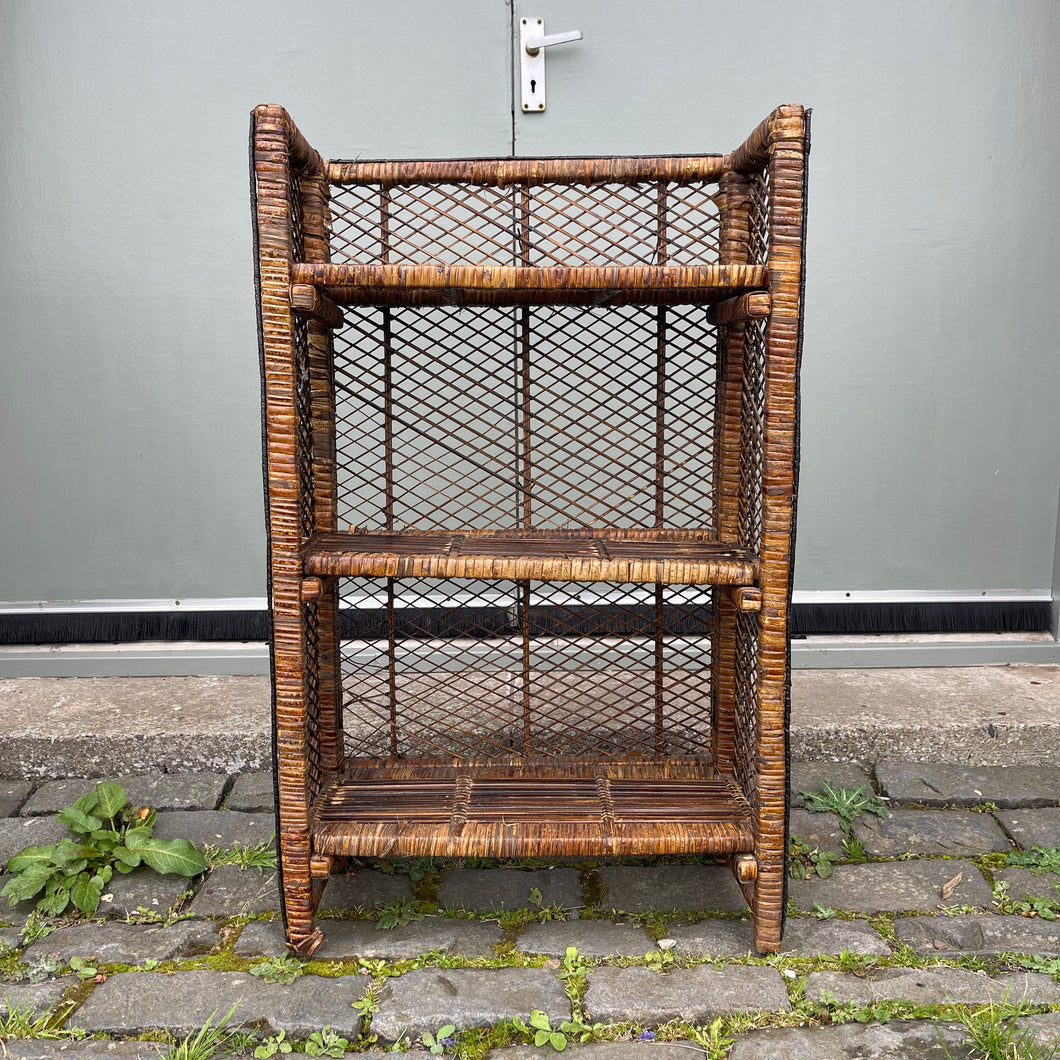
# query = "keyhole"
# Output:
<box><xmin>530</xmin><ymin>78</ymin><xmax>537</xmax><ymax>95</ymax></box>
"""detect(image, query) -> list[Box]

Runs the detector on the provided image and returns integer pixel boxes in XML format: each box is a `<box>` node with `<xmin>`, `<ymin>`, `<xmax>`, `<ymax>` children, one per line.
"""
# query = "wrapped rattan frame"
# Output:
<box><xmin>251</xmin><ymin>104</ymin><xmax>809</xmax><ymax>956</ymax></box>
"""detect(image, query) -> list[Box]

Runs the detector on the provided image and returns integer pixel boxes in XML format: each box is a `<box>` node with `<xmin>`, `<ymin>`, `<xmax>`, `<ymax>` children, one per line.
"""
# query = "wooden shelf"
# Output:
<box><xmin>290</xmin><ymin>262</ymin><xmax>768</xmax><ymax>307</ymax></box>
<box><xmin>304</xmin><ymin>530</ymin><xmax>759</xmax><ymax>586</ymax></box>
<box><xmin>311</xmin><ymin>755</ymin><xmax>753</xmax><ymax>858</ymax></box>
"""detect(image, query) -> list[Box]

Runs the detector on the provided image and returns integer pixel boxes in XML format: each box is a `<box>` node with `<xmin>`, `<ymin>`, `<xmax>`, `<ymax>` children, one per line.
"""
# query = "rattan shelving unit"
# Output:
<box><xmin>251</xmin><ymin>104</ymin><xmax>809</xmax><ymax>956</ymax></box>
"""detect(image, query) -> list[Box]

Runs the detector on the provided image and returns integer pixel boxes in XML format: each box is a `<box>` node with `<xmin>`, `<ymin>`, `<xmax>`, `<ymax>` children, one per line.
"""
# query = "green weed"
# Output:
<box><xmin>248</xmin><ymin>955</ymin><xmax>304</xmax><ymax>984</ymax></box>
<box><xmin>799</xmin><ymin>781</ymin><xmax>888</xmax><ymax>832</ymax></box>
<box><xmin>0</xmin><ymin>997</ymin><xmax>85</xmax><ymax>1041</ymax></box>
<box><xmin>253</xmin><ymin>1029</ymin><xmax>292</xmax><ymax>1058</ymax></box>
<box><xmin>2</xmin><ymin>781</ymin><xmax>205</xmax><ymax>919</ymax></box>
<box><xmin>202</xmin><ymin>840</ymin><xmax>277</xmax><ymax>872</ymax></box>
<box><xmin>788</xmin><ymin>835</ymin><xmax>838</xmax><ymax>880</ymax></box>
<box><xmin>1005</xmin><ymin>845</ymin><xmax>1060</xmax><ymax>876</ymax></box>
<box><xmin>375</xmin><ymin>897</ymin><xmax>425</xmax><ymax>931</ymax></box>
<box><xmin>993</xmin><ymin>881</ymin><xmax>1060</xmax><ymax>921</ymax></box>
<box><xmin>939</xmin><ymin>997</ymin><xmax>1059</xmax><ymax>1060</ymax></box>
<box><xmin>305</xmin><ymin>1026</ymin><xmax>350</xmax><ymax>1056</ymax></box>
<box><xmin>421</xmin><ymin>1024</ymin><xmax>456</xmax><ymax>1054</ymax></box>
<box><xmin>158</xmin><ymin>1006</ymin><xmax>242</xmax><ymax>1060</ymax></box>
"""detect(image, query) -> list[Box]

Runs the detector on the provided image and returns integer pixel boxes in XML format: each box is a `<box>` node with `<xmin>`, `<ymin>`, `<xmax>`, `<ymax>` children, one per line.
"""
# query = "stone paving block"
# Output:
<box><xmin>850</xmin><ymin>808</ymin><xmax>1010</xmax><ymax>856</ymax></box>
<box><xmin>1018</xmin><ymin>1013</ymin><xmax>1060</xmax><ymax>1048</ymax></box>
<box><xmin>492</xmin><ymin>1046</ymin><xmax>702</xmax><ymax>1060</ymax></box>
<box><xmin>728</xmin><ymin>1019</ymin><xmax>973</xmax><ymax>1060</ymax></box>
<box><xmin>994</xmin><ymin>866</ymin><xmax>1060</xmax><ymax>901</ymax></box>
<box><xmin>20</xmin><ymin>774</ymin><xmax>229</xmax><ymax>816</ymax></box>
<box><xmin>894</xmin><ymin>913</ymin><xmax>1060</xmax><ymax>955</ymax></box>
<box><xmin>23</xmin><ymin>921</ymin><xmax>222</xmax><ymax>965</ymax></box>
<box><xmin>788</xmin><ymin>860</ymin><xmax>993</xmax><ymax>914</ymax></box>
<box><xmin>516</xmin><ymin>921</ymin><xmax>654</xmax><ymax>958</ymax></box>
<box><xmin>4</xmin><ymin>1043</ymin><xmax>164</xmax><ymax>1060</ymax></box>
<box><xmin>782</xmin><ymin>918</ymin><xmax>892</xmax><ymax>957</ymax></box>
<box><xmin>597</xmin><ymin>864</ymin><xmax>746</xmax><ymax>914</ymax></box>
<box><xmin>373</xmin><ymin>968</ymin><xmax>569</xmax><ymax>1041</ymax></box>
<box><xmin>437</xmin><ymin>868</ymin><xmax>582</xmax><ymax>913</ymax></box>
<box><xmin>153</xmin><ymin>810</ymin><xmax>275</xmax><ymax>850</ymax></box>
<box><xmin>664</xmin><ymin>919</ymin><xmax>755</xmax><ymax>957</ymax></box>
<box><xmin>1</xmin><ymin>979</ymin><xmax>76</xmax><ymax>1017</ymax></box>
<box><xmin>790</xmin><ymin>762</ymin><xmax>875</xmax><ymax>808</ymax></box>
<box><xmin>0</xmin><ymin>781</ymin><xmax>34</xmax><ymax>817</ymax></box>
<box><xmin>319</xmin><ymin>870</ymin><xmax>413</xmax><ymax>911</ymax></box>
<box><xmin>72</xmin><ymin>969</ymin><xmax>366</xmax><ymax>1038</ymax></box>
<box><xmin>804</xmin><ymin>968</ymin><xmax>1060</xmax><ymax>1005</ymax></box>
<box><xmin>188</xmin><ymin>866</ymin><xmax>279</xmax><ymax>917</ymax></box>
<box><xmin>667</xmin><ymin>917</ymin><xmax>890</xmax><ymax>958</ymax></box>
<box><xmin>98</xmin><ymin>866</ymin><xmax>198</xmax><ymax>918</ymax></box>
<box><xmin>995</xmin><ymin>808</ymin><xmax>1060</xmax><ymax>849</ymax></box>
<box><xmin>877</xmin><ymin>762</ymin><xmax>1060</xmax><ymax>808</ymax></box>
<box><xmin>234</xmin><ymin>916</ymin><xmax>502</xmax><ymax>959</ymax></box>
<box><xmin>0</xmin><ymin>817</ymin><xmax>67</xmax><ymax>867</ymax></box>
<box><xmin>226</xmin><ymin>772</ymin><xmax>275</xmax><ymax>813</ymax></box>
<box><xmin>583</xmin><ymin>965</ymin><xmax>790</xmax><ymax>1024</ymax></box>
<box><xmin>789</xmin><ymin>809</ymin><xmax>845</xmax><ymax>856</ymax></box>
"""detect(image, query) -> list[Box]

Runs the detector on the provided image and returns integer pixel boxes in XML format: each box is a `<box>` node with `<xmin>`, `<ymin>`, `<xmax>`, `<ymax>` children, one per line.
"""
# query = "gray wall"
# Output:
<box><xmin>2</xmin><ymin>1</ymin><xmax>1059</xmax><ymax>615</ymax></box>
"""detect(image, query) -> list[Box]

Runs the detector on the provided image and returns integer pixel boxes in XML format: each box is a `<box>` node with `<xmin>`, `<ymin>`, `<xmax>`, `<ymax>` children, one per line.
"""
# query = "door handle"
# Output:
<box><xmin>520</xmin><ymin>17</ymin><xmax>582</xmax><ymax>113</ymax></box>
<box><xmin>523</xmin><ymin>28</ymin><xmax>583</xmax><ymax>56</ymax></box>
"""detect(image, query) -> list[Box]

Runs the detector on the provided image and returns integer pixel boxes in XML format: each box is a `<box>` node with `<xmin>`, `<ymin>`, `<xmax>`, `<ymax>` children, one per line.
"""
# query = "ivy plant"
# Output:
<box><xmin>1</xmin><ymin>781</ymin><xmax>206</xmax><ymax>918</ymax></box>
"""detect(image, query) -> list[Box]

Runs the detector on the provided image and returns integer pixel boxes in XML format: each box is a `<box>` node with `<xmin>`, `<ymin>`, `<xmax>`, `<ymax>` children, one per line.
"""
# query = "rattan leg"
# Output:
<box><xmin>751</xmin><ymin>852</ymin><xmax>785</xmax><ymax>954</ymax></box>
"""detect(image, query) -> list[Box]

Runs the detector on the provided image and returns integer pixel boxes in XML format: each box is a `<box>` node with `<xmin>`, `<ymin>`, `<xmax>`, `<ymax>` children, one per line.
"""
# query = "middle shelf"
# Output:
<box><xmin>303</xmin><ymin>530</ymin><xmax>759</xmax><ymax>585</ymax></box>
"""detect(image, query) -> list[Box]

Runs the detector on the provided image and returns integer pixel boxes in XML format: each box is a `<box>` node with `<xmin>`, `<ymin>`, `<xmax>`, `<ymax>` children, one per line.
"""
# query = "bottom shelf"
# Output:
<box><xmin>311</xmin><ymin>755</ymin><xmax>753</xmax><ymax>858</ymax></box>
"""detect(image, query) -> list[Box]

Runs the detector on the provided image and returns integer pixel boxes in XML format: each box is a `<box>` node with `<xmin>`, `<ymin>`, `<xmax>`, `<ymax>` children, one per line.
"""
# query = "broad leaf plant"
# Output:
<box><xmin>2</xmin><ymin>781</ymin><xmax>206</xmax><ymax>918</ymax></box>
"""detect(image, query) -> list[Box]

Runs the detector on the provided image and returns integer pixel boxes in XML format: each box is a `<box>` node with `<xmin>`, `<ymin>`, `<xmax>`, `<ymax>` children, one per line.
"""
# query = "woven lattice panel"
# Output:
<box><xmin>302</xmin><ymin>600</ymin><xmax>323</xmax><ymax>798</ymax></box>
<box><xmin>293</xmin><ymin>316</ymin><xmax>315</xmax><ymax>540</ymax></box>
<box><xmin>738</xmin><ymin>318</ymin><xmax>766</xmax><ymax>554</ymax></box>
<box><xmin>731</xmin><ymin>608</ymin><xmax>760</xmax><ymax>802</ymax></box>
<box><xmin>327</xmin><ymin>180</ymin><xmax>720</xmax><ymax>268</ymax></box>
<box><xmin>748</xmin><ymin>168</ymin><xmax>770</xmax><ymax>267</ymax></box>
<box><xmin>339</xmin><ymin>576</ymin><xmax>712</xmax><ymax>759</ymax></box>
<box><xmin>332</xmin><ymin>305</ymin><xmax>717</xmax><ymax>533</ymax></box>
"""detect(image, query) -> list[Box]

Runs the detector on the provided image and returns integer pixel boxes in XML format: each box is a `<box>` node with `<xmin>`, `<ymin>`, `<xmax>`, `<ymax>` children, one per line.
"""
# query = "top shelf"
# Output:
<box><xmin>289</xmin><ymin>262</ymin><xmax>768</xmax><ymax>308</ymax></box>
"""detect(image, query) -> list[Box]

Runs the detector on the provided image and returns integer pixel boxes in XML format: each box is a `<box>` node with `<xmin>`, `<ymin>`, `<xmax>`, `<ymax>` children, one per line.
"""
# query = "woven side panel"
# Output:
<box><xmin>752</xmin><ymin>105</ymin><xmax>808</xmax><ymax>955</ymax></box>
<box><xmin>293</xmin><ymin>317</ymin><xmax>315</xmax><ymax>540</ymax></box>
<box><xmin>711</xmin><ymin>168</ymin><xmax>753</xmax><ymax>777</ymax></box>
<box><xmin>748</xmin><ymin>169</ymin><xmax>770</xmax><ymax>268</ymax></box>
<box><xmin>252</xmin><ymin>104</ymin><xmax>323</xmax><ymax>955</ymax></box>
<box><xmin>302</xmin><ymin>173</ymin><xmax>344</xmax><ymax>775</ymax></box>
<box><xmin>731</xmin><ymin>608</ymin><xmax>760</xmax><ymax>803</ymax></box>
<box><xmin>302</xmin><ymin>600</ymin><xmax>323</xmax><ymax>799</ymax></box>
<box><xmin>737</xmin><ymin>318</ymin><xmax>766</xmax><ymax>555</ymax></box>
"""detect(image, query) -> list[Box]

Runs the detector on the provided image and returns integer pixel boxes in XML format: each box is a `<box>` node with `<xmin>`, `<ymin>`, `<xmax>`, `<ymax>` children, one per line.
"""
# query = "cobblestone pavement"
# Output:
<box><xmin>0</xmin><ymin>763</ymin><xmax>1057</xmax><ymax>1059</ymax></box>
